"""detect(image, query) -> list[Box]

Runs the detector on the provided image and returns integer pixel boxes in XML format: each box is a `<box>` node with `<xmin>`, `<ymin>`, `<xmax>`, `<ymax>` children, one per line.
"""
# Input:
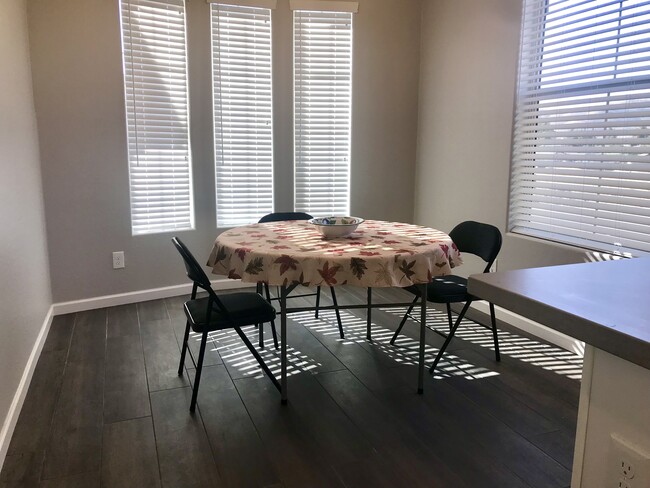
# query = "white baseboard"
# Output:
<box><xmin>0</xmin><ymin>305</ymin><xmax>54</xmax><ymax>472</ymax></box>
<box><xmin>52</xmin><ymin>279</ymin><xmax>255</xmax><ymax>315</ymax></box>
<box><xmin>471</xmin><ymin>301</ymin><xmax>585</xmax><ymax>357</ymax></box>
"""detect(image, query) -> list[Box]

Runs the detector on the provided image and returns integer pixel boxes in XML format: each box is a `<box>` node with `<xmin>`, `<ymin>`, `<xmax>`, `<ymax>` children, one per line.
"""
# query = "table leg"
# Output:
<box><xmin>418</xmin><ymin>283</ymin><xmax>427</xmax><ymax>394</ymax></box>
<box><xmin>366</xmin><ymin>287</ymin><xmax>372</xmax><ymax>341</ymax></box>
<box><xmin>280</xmin><ymin>284</ymin><xmax>288</xmax><ymax>405</ymax></box>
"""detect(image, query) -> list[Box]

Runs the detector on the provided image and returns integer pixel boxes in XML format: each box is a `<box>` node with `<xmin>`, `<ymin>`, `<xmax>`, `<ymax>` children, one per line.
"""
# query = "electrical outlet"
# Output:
<box><xmin>489</xmin><ymin>259</ymin><xmax>498</xmax><ymax>273</ymax></box>
<box><xmin>621</xmin><ymin>459</ymin><xmax>635</xmax><ymax>479</ymax></box>
<box><xmin>112</xmin><ymin>251</ymin><xmax>125</xmax><ymax>269</ymax></box>
<box><xmin>618</xmin><ymin>478</ymin><xmax>632</xmax><ymax>488</ymax></box>
<box><xmin>610</xmin><ymin>433</ymin><xmax>650</xmax><ymax>487</ymax></box>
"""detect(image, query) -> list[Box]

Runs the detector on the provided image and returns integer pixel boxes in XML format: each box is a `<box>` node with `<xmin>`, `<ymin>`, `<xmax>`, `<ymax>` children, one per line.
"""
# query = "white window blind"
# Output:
<box><xmin>211</xmin><ymin>3</ymin><xmax>274</xmax><ymax>228</ymax></box>
<box><xmin>293</xmin><ymin>8</ymin><xmax>353</xmax><ymax>217</ymax></box>
<box><xmin>510</xmin><ymin>0</ymin><xmax>650</xmax><ymax>255</ymax></box>
<box><xmin>120</xmin><ymin>0</ymin><xmax>194</xmax><ymax>236</ymax></box>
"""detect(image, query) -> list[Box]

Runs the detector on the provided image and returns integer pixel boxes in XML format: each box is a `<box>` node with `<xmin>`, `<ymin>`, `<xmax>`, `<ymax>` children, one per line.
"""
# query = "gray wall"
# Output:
<box><xmin>414</xmin><ymin>0</ymin><xmax>587</xmax><ymax>276</ymax></box>
<box><xmin>27</xmin><ymin>0</ymin><xmax>422</xmax><ymax>303</ymax></box>
<box><xmin>0</xmin><ymin>0</ymin><xmax>52</xmax><ymax>447</ymax></box>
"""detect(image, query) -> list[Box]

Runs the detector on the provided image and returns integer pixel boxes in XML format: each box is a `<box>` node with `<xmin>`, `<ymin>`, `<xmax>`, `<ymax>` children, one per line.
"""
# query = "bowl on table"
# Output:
<box><xmin>308</xmin><ymin>216</ymin><xmax>365</xmax><ymax>239</ymax></box>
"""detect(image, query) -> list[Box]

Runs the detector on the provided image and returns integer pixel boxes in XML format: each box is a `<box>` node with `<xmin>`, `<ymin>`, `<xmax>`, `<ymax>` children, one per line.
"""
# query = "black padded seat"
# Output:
<box><xmin>406</xmin><ymin>276</ymin><xmax>470</xmax><ymax>304</ymax></box>
<box><xmin>185</xmin><ymin>293</ymin><xmax>276</xmax><ymax>332</ymax></box>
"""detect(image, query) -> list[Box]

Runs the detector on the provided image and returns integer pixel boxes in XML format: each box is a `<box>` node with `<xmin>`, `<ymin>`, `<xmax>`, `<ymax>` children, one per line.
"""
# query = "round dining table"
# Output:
<box><xmin>207</xmin><ymin>219</ymin><xmax>462</xmax><ymax>402</ymax></box>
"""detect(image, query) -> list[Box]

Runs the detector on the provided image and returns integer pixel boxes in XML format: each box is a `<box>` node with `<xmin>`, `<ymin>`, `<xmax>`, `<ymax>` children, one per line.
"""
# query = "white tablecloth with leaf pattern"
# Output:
<box><xmin>207</xmin><ymin>220</ymin><xmax>462</xmax><ymax>288</ymax></box>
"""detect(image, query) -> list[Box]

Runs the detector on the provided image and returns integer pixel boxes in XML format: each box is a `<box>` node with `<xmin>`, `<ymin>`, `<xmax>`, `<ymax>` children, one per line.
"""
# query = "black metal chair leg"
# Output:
<box><xmin>315</xmin><ymin>286</ymin><xmax>321</xmax><ymax>318</ymax></box>
<box><xmin>429</xmin><ymin>300</ymin><xmax>472</xmax><ymax>375</ymax></box>
<box><xmin>258</xmin><ymin>322</ymin><xmax>264</xmax><ymax>348</ymax></box>
<box><xmin>389</xmin><ymin>295</ymin><xmax>419</xmax><ymax>345</ymax></box>
<box><xmin>190</xmin><ymin>331</ymin><xmax>208</xmax><ymax>412</ymax></box>
<box><xmin>255</xmin><ymin>283</ymin><xmax>263</xmax><ymax>330</ymax></box>
<box><xmin>489</xmin><ymin>302</ymin><xmax>500</xmax><ymax>361</ymax></box>
<box><xmin>234</xmin><ymin>326</ymin><xmax>281</xmax><ymax>391</ymax></box>
<box><xmin>270</xmin><ymin>321</ymin><xmax>279</xmax><ymax>349</ymax></box>
<box><xmin>329</xmin><ymin>287</ymin><xmax>344</xmax><ymax>339</ymax></box>
<box><xmin>446</xmin><ymin>302</ymin><xmax>453</xmax><ymax>332</ymax></box>
<box><xmin>178</xmin><ymin>319</ymin><xmax>191</xmax><ymax>376</ymax></box>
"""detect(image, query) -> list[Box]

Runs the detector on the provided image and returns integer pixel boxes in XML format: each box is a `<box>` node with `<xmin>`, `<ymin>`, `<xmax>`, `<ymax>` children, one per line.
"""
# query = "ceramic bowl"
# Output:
<box><xmin>309</xmin><ymin>216</ymin><xmax>365</xmax><ymax>239</ymax></box>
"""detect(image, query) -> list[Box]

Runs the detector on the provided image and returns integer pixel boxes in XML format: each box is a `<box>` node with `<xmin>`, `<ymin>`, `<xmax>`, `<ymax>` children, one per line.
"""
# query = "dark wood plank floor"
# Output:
<box><xmin>0</xmin><ymin>287</ymin><xmax>581</xmax><ymax>488</ymax></box>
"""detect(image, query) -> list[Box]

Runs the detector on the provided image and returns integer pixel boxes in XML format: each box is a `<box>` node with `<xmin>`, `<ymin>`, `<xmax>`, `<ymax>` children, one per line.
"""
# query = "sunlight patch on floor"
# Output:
<box><xmin>290</xmin><ymin>309</ymin><xmax>500</xmax><ymax>381</ymax></box>
<box><xmin>382</xmin><ymin>306</ymin><xmax>583</xmax><ymax>380</ymax></box>
<box><xmin>190</xmin><ymin>302</ymin><xmax>582</xmax><ymax>382</ymax></box>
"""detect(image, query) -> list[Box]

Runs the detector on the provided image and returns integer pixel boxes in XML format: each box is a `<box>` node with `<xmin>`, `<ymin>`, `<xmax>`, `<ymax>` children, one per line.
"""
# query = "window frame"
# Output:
<box><xmin>508</xmin><ymin>0</ymin><xmax>650</xmax><ymax>256</ymax></box>
<box><xmin>292</xmin><ymin>2</ymin><xmax>357</xmax><ymax>217</ymax></box>
<box><xmin>119</xmin><ymin>0</ymin><xmax>195</xmax><ymax>236</ymax></box>
<box><xmin>210</xmin><ymin>0</ymin><xmax>277</xmax><ymax>228</ymax></box>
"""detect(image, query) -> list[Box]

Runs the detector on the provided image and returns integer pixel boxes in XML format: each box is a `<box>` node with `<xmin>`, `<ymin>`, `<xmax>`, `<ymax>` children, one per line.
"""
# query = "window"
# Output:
<box><xmin>510</xmin><ymin>0</ymin><xmax>650</xmax><ymax>255</ymax></box>
<box><xmin>119</xmin><ymin>0</ymin><xmax>194</xmax><ymax>235</ymax></box>
<box><xmin>293</xmin><ymin>1</ymin><xmax>356</xmax><ymax>217</ymax></box>
<box><xmin>211</xmin><ymin>1</ymin><xmax>275</xmax><ymax>228</ymax></box>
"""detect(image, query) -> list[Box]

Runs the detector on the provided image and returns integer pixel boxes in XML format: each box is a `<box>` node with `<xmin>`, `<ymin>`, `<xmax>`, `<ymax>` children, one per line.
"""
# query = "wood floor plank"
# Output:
<box><xmin>107</xmin><ymin>304</ymin><xmax>139</xmax><ymax>339</ymax></box>
<box><xmin>150</xmin><ymin>387</ymin><xmax>222</xmax><ymax>488</ymax></box>
<box><xmin>41</xmin><ymin>361</ymin><xmax>104</xmax><ymax>480</ymax></box>
<box><xmin>192</xmin><ymin>365</ymin><xmax>282</xmax><ymax>488</ymax></box>
<box><xmin>315</xmin><ymin>369</ymin><xmax>470</xmax><ymax>488</ymax></box>
<box><xmin>234</xmin><ymin>376</ymin><xmax>346</xmax><ymax>488</ymax></box>
<box><xmin>420</xmin><ymin>379</ymin><xmax>571</xmax><ymax>487</ymax></box>
<box><xmin>272</xmin><ymin>373</ymin><xmax>374</xmax><ymax>467</ymax></box>
<box><xmin>137</xmin><ymin>299</ymin><xmax>169</xmax><ymax>322</ymax></box>
<box><xmin>101</xmin><ymin>417</ymin><xmax>161</xmax><ymax>488</ymax></box>
<box><xmin>42</xmin><ymin>309</ymin><xmax>106</xmax><ymax>480</ymax></box>
<box><xmin>445</xmin><ymin>373</ymin><xmax>560</xmax><ymax>438</ymax></box>
<box><xmin>104</xmin><ymin>336</ymin><xmax>150</xmax><ymax>423</ymax></box>
<box><xmin>39</xmin><ymin>471</ymin><xmax>100</xmax><ymax>488</ymax></box>
<box><xmin>0</xmin><ymin>451</ymin><xmax>44</xmax><ymax>488</ymax></box>
<box><xmin>66</xmin><ymin>308</ymin><xmax>106</xmax><ymax>365</ymax></box>
<box><xmin>379</xmin><ymin>385</ymin><xmax>531</xmax><ymax>488</ymax></box>
<box><xmin>7</xmin><ymin>350</ymin><xmax>66</xmax><ymax>455</ymax></box>
<box><xmin>454</xmin><ymin>347</ymin><xmax>578</xmax><ymax>426</ymax></box>
<box><xmin>331</xmin><ymin>453</ymin><xmax>421</xmax><ymax>488</ymax></box>
<box><xmin>140</xmin><ymin>319</ymin><xmax>189</xmax><ymax>392</ymax></box>
<box><xmin>530</xmin><ymin>429</ymin><xmax>576</xmax><ymax>471</ymax></box>
<box><xmin>41</xmin><ymin>314</ymin><xmax>75</xmax><ymax>354</ymax></box>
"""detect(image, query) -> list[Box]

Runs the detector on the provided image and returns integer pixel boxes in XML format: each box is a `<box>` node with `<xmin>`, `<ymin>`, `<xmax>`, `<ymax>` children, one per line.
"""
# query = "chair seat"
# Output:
<box><xmin>184</xmin><ymin>292</ymin><xmax>276</xmax><ymax>332</ymax></box>
<box><xmin>407</xmin><ymin>275</ymin><xmax>471</xmax><ymax>303</ymax></box>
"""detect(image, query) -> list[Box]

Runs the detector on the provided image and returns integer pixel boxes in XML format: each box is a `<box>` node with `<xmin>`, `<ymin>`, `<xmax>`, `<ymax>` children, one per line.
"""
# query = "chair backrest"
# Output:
<box><xmin>259</xmin><ymin>212</ymin><xmax>313</xmax><ymax>223</ymax></box>
<box><xmin>171</xmin><ymin>237</ymin><xmax>213</xmax><ymax>289</ymax></box>
<box><xmin>171</xmin><ymin>238</ymin><xmax>230</xmax><ymax>320</ymax></box>
<box><xmin>448</xmin><ymin>221</ymin><xmax>502</xmax><ymax>273</ymax></box>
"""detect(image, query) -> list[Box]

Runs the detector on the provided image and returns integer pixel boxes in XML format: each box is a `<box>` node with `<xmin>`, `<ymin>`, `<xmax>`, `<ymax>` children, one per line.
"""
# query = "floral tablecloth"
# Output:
<box><xmin>207</xmin><ymin>220</ymin><xmax>462</xmax><ymax>288</ymax></box>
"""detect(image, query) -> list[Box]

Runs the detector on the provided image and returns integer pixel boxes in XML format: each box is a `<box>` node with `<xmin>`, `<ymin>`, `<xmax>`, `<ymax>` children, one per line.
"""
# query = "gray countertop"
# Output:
<box><xmin>468</xmin><ymin>257</ymin><xmax>650</xmax><ymax>370</ymax></box>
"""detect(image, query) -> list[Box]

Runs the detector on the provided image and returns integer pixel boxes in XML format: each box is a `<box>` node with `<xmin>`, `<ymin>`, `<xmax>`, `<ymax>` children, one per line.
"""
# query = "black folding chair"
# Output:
<box><xmin>257</xmin><ymin>212</ymin><xmax>345</xmax><ymax>340</ymax></box>
<box><xmin>172</xmin><ymin>237</ymin><xmax>279</xmax><ymax>411</ymax></box>
<box><xmin>389</xmin><ymin>221</ymin><xmax>502</xmax><ymax>375</ymax></box>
